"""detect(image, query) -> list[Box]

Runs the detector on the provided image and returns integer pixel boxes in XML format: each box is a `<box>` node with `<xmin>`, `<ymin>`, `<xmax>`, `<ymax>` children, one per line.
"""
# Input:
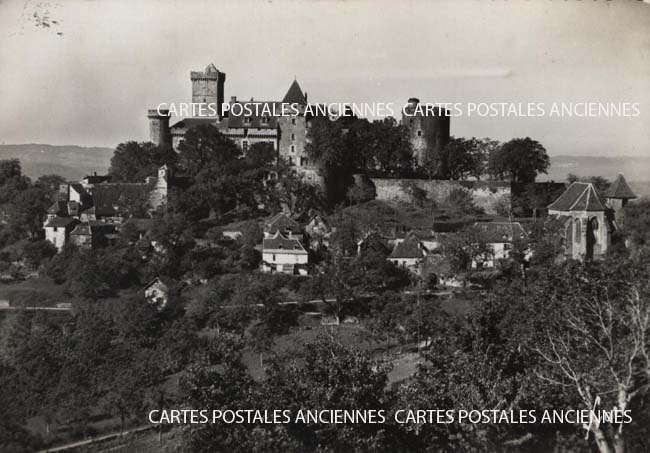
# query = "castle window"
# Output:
<box><xmin>300</xmin><ymin>157</ymin><xmax>306</xmax><ymax>166</ymax></box>
<box><xmin>244</xmin><ymin>116</ymin><xmax>251</xmax><ymax>125</ymax></box>
<box><xmin>261</xmin><ymin>116</ymin><xmax>269</xmax><ymax>124</ymax></box>
<box><xmin>288</xmin><ymin>156</ymin><xmax>293</xmax><ymax>165</ymax></box>
<box><xmin>292</xmin><ymin>118</ymin><xmax>296</xmax><ymax>125</ymax></box>
<box><xmin>290</xmin><ymin>145</ymin><xmax>295</xmax><ymax>153</ymax></box>
<box><xmin>291</xmin><ymin>133</ymin><xmax>295</xmax><ymax>141</ymax></box>
<box><xmin>242</xmin><ymin>140</ymin><xmax>249</xmax><ymax>153</ymax></box>
<box><xmin>574</xmin><ymin>218</ymin><xmax>582</xmax><ymax>244</ymax></box>
<box><xmin>417</xmin><ymin>130</ymin><xmax>422</xmax><ymax>137</ymax></box>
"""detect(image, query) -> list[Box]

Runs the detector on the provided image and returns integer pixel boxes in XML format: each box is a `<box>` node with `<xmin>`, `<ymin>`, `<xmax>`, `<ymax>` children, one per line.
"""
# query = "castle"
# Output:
<box><xmin>147</xmin><ymin>64</ymin><xmax>319</xmax><ymax>182</ymax></box>
<box><xmin>148</xmin><ymin>64</ymin><xmax>450</xmax><ymax>179</ymax></box>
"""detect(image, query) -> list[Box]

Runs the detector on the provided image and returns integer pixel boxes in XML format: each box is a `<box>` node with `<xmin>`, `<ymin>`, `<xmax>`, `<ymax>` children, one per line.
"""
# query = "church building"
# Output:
<box><xmin>547</xmin><ymin>174</ymin><xmax>636</xmax><ymax>261</ymax></box>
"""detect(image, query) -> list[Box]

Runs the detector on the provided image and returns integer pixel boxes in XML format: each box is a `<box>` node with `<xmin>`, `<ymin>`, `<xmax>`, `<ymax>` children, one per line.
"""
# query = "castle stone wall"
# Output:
<box><xmin>371</xmin><ymin>178</ymin><xmax>510</xmax><ymax>215</ymax></box>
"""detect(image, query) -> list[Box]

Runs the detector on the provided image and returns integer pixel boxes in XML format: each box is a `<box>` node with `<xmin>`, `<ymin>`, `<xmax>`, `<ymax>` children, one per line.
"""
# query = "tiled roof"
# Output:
<box><xmin>605</xmin><ymin>174</ymin><xmax>637</xmax><ymax>199</ymax></box>
<box><xmin>44</xmin><ymin>216</ymin><xmax>78</xmax><ymax>228</ymax></box>
<box><xmin>473</xmin><ymin>222</ymin><xmax>527</xmax><ymax>243</ymax></box>
<box><xmin>169</xmin><ymin>118</ymin><xmax>217</xmax><ymax>132</ymax></box>
<box><xmin>91</xmin><ymin>183</ymin><xmax>151</xmax><ymax>217</ymax></box>
<box><xmin>226</xmin><ymin>102</ymin><xmax>281</xmax><ymax>129</ymax></box>
<box><xmin>548</xmin><ymin>182</ymin><xmax>608</xmax><ymax>212</ymax></box>
<box><xmin>263</xmin><ymin>231</ymin><xmax>307</xmax><ymax>253</ymax></box>
<box><xmin>48</xmin><ymin>200</ymin><xmax>80</xmax><ymax>216</ymax></box>
<box><xmin>266</xmin><ymin>213</ymin><xmax>301</xmax><ymax>234</ymax></box>
<box><xmin>282</xmin><ymin>80</ymin><xmax>307</xmax><ymax>105</ymax></box>
<box><xmin>389</xmin><ymin>235</ymin><xmax>425</xmax><ymax>259</ymax></box>
<box><xmin>71</xmin><ymin>221</ymin><xmax>117</xmax><ymax>236</ymax></box>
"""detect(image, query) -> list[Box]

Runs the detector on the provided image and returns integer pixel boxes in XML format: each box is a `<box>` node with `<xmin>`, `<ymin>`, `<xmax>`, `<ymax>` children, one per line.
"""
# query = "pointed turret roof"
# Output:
<box><xmin>605</xmin><ymin>174</ymin><xmax>637</xmax><ymax>199</ymax></box>
<box><xmin>205</xmin><ymin>63</ymin><xmax>218</xmax><ymax>74</ymax></box>
<box><xmin>548</xmin><ymin>182</ymin><xmax>608</xmax><ymax>212</ymax></box>
<box><xmin>282</xmin><ymin>79</ymin><xmax>307</xmax><ymax>105</ymax></box>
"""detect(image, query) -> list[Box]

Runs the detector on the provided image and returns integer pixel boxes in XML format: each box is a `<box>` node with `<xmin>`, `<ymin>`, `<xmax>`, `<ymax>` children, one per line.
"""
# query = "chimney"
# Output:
<box><xmin>305</xmin><ymin>92</ymin><xmax>308</xmax><ymax>103</ymax></box>
<box><xmin>230</xmin><ymin>96</ymin><xmax>237</xmax><ymax>102</ymax></box>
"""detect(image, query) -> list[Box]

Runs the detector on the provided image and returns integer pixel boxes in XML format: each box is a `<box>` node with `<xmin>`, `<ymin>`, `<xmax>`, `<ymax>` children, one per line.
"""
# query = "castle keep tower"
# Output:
<box><xmin>191</xmin><ymin>63</ymin><xmax>226</xmax><ymax>117</ymax></box>
<box><xmin>402</xmin><ymin>98</ymin><xmax>450</xmax><ymax>176</ymax></box>
<box><xmin>147</xmin><ymin>109</ymin><xmax>170</xmax><ymax>147</ymax></box>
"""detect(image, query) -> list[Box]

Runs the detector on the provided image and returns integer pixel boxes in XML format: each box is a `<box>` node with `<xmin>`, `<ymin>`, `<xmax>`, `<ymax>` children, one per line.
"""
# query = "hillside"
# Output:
<box><xmin>0</xmin><ymin>144</ymin><xmax>114</xmax><ymax>181</ymax></box>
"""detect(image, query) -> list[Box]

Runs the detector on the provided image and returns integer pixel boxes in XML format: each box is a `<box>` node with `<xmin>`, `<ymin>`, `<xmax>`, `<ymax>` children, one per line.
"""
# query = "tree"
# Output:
<box><xmin>35</xmin><ymin>174</ymin><xmax>66</xmax><ymax>201</ymax></box>
<box><xmin>305</xmin><ymin>117</ymin><xmax>354</xmax><ymax>207</ymax></box>
<box><xmin>567</xmin><ymin>174</ymin><xmax>611</xmax><ymax>193</ymax></box>
<box><xmin>441</xmin><ymin>225</ymin><xmax>492</xmax><ymax>272</ymax></box>
<box><xmin>439</xmin><ymin>137</ymin><xmax>490</xmax><ymax>180</ymax></box>
<box><xmin>488</xmin><ymin>137</ymin><xmax>550</xmax><ymax>183</ymax></box>
<box><xmin>272</xmin><ymin>160</ymin><xmax>325</xmax><ymax>216</ymax></box>
<box><xmin>9</xmin><ymin>186</ymin><xmax>51</xmax><ymax>239</ymax></box>
<box><xmin>109</xmin><ymin>141</ymin><xmax>177</xmax><ymax>182</ymax></box>
<box><xmin>527</xmin><ymin>257</ymin><xmax>650</xmax><ymax>453</ymax></box>
<box><xmin>260</xmin><ymin>337</ymin><xmax>395</xmax><ymax>451</ymax></box>
<box><xmin>620</xmin><ymin>198</ymin><xmax>650</xmax><ymax>249</ymax></box>
<box><xmin>174</xmin><ymin>125</ymin><xmax>267</xmax><ymax>220</ymax></box>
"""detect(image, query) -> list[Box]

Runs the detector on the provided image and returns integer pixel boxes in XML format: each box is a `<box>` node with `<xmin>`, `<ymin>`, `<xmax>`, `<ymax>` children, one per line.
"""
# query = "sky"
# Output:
<box><xmin>0</xmin><ymin>0</ymin><xmax>649</xmax><ymax>157</ymax></box>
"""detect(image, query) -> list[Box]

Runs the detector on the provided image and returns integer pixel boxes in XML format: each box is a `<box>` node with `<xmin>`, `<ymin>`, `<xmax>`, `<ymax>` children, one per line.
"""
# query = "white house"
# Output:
<box><xmin>471</xmin><ymin>222</ymin><xmax>527</xmax><ymax>269</ymax></box>
<box><xmin>44</xmin><ymin>217</ymin><xmax>79</xmax><ymax>251</ymax></box>
<box><xmin>261</xmin><ymin>231</ymin><xmax>308</xmax><ymax>275</ymax></box>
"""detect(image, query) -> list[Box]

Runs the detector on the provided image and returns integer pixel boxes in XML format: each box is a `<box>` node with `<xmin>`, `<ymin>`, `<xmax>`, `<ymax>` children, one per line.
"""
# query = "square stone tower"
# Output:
<box><xmin>191</xmin><ymin>63</ymin><xmax>226</xmax><ymax>117</ymax></box>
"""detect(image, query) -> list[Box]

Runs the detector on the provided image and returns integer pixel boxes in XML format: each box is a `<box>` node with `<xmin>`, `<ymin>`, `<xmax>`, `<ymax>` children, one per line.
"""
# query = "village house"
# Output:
<box><xmin>264</xmin><ymin>213</ymin><xmax>303</xmax><ymax>240</ymax></box>
<box><xmin>261</xmin><ymin>231</ymin><xmax>308</xmax><ymax>275</ymax></box>
<box><xmin>303</xmin><ymin>213</ymin><xmax>331</xmax><ymax>249</ymax></box>
<box><xmin>43</xmin><ymin>165</ymin><xmax>179</xmax><ymax>251</ymax></box>
<box><xmin>70</xmin><ymin>221</ymin><xmax>119</xmax><ymax>249</ymax></box>
<box><xmin>387</xmin><ymin>233</ymin><xmax>429</xmax><ymax>273</ymax></box>
<box><xmin>471</xmin><ymin>222</ymin><xmax>527</xmax><ymax>269</ymax></box>
<box><xmin>44</xmin><ymin>217</ymin><xmax>79</xmax><ymax>251</ymax></box>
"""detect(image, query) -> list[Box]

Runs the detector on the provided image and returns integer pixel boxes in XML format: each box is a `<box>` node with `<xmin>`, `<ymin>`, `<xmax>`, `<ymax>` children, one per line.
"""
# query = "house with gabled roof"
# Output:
<box><xmin>547</xmin><ymin>181</ymin><xmax>619</xmax><ymax>261</ymax></box>
<box><xmin>264</xmin><ymin>212</ymin><xmax>302</xmax><ymax>240</ymax></box>
<box><xmin>387</xmin><ymin>233</ymin><xmax>429</xmax><ymax>272</ymax></box>
<box><xmin>471</xmin><ymin>221</ymin><xmax>527</xmax><ymax>269</ymax></box>
<box><xmin>44</xmin><ymin>217</ymin><xmax>79</xmax><ymax>251</ymax></box>
<box><xmin>261</xmin><ymin>231</ymin><xmax>308</xmax><ymax>275</ymax></box>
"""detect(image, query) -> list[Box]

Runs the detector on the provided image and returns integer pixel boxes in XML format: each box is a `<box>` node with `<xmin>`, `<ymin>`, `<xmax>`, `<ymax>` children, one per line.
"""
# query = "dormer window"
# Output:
<box><xmin>244</xmin><ymin>116</ymin><xmax>252</xmax><ymax>125</ymax></box>
<box><xmin>291</xmin><ymin>118</ymin><xmax>296</xmax><ymax>125</ymax></box>
<box><xmin>261</xmin><ymin>116</ymin><xmax>269</xmax><ymax>124</ymax></box>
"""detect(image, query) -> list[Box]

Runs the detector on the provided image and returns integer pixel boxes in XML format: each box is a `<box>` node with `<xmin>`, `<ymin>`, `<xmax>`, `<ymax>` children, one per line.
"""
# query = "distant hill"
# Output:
<box><xmin>541</xmin><ymin>155</ymin><xmax>650</xmax><ymax>198</ymax></box>
<box><xmin>0</xmin><ymin>144</ymin><xmax>114</xmax><ymax>181</ymax></box>
<box><xmin>541</xmin><ymin>155</ymin><xmax>650</xmax><ymax>184</ymax></box>
<box><xmin>1</xmin><ymin>144</ymin><xmax>649</xmax><ymax>197</ymax></box>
